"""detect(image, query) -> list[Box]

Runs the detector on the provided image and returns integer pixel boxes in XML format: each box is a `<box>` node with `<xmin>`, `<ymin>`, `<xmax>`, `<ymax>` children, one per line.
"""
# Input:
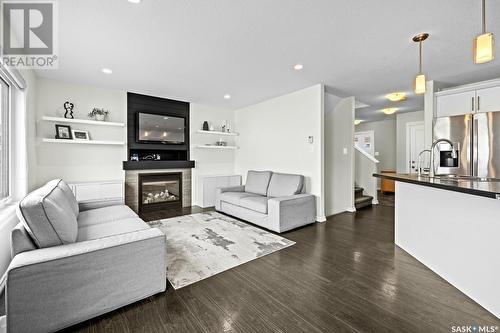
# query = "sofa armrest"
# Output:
<box><xmin>268</xmin><ymin>194</ymin><xmax>316</xmax><ymax>233</ymax></box>
<box><xmin>5</xmin><ymin>228</ymin><xmax>166</xmax><ymax>333</ymax></box>
<box><xmin>215</xmin><ymin>185</ymin><xmax>245</xmax><ymax>210</ymax></box>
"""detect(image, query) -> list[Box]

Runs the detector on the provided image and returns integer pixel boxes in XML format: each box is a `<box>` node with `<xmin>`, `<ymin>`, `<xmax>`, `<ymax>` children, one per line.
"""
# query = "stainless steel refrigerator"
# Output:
<box><xmin>433</xmin><ymin>112</ymin><xmax>500</xmax><ymax>178</ymax></box>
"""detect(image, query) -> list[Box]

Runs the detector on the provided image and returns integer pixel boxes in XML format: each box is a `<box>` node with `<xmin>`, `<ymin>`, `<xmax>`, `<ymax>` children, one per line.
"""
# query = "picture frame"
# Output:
<box><xmin>55</xmin><ymin>125</ymin><xmax>72</xmax><ymax>139</ymax></box>
<box><xmin>71</xmin><ymin>129</ymin><xmax>90</xmax><ymax>140</ymax></box>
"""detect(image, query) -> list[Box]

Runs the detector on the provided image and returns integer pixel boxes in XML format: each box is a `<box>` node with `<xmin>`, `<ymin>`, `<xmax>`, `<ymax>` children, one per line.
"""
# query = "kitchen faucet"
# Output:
<box><xmin>417</xmin><ymin>149</ymin><xmax>431</xmax><ymax>176</ymax></box>
<box><xmin>429</xmin><ymin>138</ymin><xmax>458</xmax><ymax>177</ymax></box>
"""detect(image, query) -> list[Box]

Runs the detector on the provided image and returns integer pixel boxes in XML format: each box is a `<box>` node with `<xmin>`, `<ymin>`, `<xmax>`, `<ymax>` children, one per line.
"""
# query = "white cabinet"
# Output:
<box><xmin>476</xmin><ymin>86</ymin><xmax>500</xmax><ymax>113</ymax></box>
<box><xmin>436</xmin><ymin>91</ymin><xmax>475</xmax><ymax>117</ymax></box>
<box><xmin>197</xmin><ymin>175</ymin><xmax>241</xmax><ymax>208</ymax></box>
<box><xmin>435</xmin><ymin>80</ymin><xmax>500</xmax><ymax>118</ymax></box>
<box><xmin>69</xmin><ymin>181</ymin><xmax>124</xmax><ymax>203</ymax></box>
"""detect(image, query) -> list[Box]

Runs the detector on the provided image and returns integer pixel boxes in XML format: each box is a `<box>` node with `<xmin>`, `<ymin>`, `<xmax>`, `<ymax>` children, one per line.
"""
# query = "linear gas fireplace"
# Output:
<box><xmin>138</xmin><ymin>172</ymin><xmax>182</xmax><ymax>212</ymax></box>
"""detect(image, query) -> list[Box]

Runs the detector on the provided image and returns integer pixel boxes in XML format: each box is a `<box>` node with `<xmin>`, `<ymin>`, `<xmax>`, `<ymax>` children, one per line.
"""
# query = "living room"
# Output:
<box><xmin>1</xmin><ymin>1</ymin><xmax>499</xmax><ymax>332</ymax></box>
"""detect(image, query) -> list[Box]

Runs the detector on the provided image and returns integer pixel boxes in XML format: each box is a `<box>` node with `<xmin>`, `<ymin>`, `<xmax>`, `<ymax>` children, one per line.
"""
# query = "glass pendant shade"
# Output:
<box><xmin>474</xmin><ymin>32</ymin><xmax>494</xmax><ymax>64</ymax></box>
<box><xmin>414</xmin><ymin>74</ymin><xmax>426</xmax><ymax>95</ymax></box>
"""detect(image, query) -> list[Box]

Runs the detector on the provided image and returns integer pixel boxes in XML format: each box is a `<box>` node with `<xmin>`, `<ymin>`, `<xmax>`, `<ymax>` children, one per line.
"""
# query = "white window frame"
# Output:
<box><xmin>0</xmin><ymin>75</ymin><xmax>11</xmax><ymax>205</ymax></box>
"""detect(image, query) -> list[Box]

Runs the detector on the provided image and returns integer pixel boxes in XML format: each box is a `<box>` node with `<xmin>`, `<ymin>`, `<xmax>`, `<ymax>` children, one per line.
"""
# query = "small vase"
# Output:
<box><xmin>95</xmin><ymin>114</ymin><xmax>105</xmax><ymax>121</ymax></box>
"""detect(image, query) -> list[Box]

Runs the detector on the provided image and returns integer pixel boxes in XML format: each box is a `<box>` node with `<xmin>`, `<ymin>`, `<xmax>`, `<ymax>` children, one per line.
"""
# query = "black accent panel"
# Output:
<box><xmin>124</xmin><ymin>92</ymin><xmax>194</xmax><ymax>170</ymax></box>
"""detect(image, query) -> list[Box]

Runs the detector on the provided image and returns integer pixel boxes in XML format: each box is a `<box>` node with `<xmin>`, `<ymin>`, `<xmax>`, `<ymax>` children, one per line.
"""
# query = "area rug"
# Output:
<box><xmin>148</xmin><ymin>211</ymin><xmax>295</xmax><ymax>289</ymax></box>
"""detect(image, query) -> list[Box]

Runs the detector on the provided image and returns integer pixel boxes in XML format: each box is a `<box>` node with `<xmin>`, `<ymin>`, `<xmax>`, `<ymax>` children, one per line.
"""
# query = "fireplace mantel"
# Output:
<box><xmin>123</xmin><ymin>160</ymin><xmax>195</xmax><ymax>170</ymax></box>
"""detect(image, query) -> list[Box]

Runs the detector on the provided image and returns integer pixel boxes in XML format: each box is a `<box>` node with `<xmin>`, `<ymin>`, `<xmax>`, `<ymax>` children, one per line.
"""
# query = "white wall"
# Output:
<box><xmin>356</xmin><ymin>119</ymin><xmax>396</xmax><ymax>172</ymax></box>
<box><xmin>396</xmin><ymin>111</ymin><xmax>424</xmax><ymax>173</ymax></box>
<box><xmin>324</xmin><ymin>96</ymin><xmax>355</xmax><ymax>216</ymax></box>
<box><xmin>35</xmin><ymin>78</ymin><xmax>127</xmax><ymax>187</ymax></box>
<box><xmin>234</xmin><ymin>84</ymin><xmax>325</xmax><ymax>220</ymax></box>
<box><xmin>190</xmin><ymin>103</ymin><xmax>236</xmax><ymax>206</ymax></box>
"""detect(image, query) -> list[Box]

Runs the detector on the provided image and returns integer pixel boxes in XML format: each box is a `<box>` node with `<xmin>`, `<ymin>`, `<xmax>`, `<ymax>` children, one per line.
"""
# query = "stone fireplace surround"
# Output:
<box><xmin>125</xmin><ymin>168</ymin><xmax>192</xmax><ymax>214</ymax></box>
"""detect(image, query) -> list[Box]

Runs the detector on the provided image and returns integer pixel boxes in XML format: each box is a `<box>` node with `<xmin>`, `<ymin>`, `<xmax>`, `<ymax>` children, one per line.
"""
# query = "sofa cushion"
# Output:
<box><xmin>10</xmin><ymin>223</ymin><xmax>36</xmax><ymax>258</ymax></box>
<box><xmin>77</xmin><ymin>217</ymin><xmax>150</xmax><ymax>242</ymax></box>
<box><xmin>58</xmin><ymin>179</ymin><xmax>79</xmax><ymax>217</ymax></box>
<box><xmin>219</xmin><ymin>192</ymin><xmax>256</xmax><ymax>206</ymax></box>
<box><xmin>18</xmin><ymin>179</ymin><xmax>78</xmax><ymax>248</ymax></box>
<box><xmin>77</xmin><ymin>205</ymin><xmax>138</xmax><ymax>228</ymax></box>
<box><xmin>245</xmin><ymin>171</ymin><xmax>272</xmax><ymax>196</ymax></box>
<box><xmin>267</xmin><ymin>173</ymin><xmax>304</xmax><ymax>197</ymax></box>
<box><xmin>239</xmin><ymin>196</ymin><xmax>269</xmax><ymax>214</ymax></box>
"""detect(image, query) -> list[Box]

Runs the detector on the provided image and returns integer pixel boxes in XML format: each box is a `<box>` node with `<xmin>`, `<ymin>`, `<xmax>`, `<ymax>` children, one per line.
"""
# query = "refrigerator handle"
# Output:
<box><xmin>473</xmin><ymin>116</ymin><xmax>478</xmax><ymax>177</ymax></box>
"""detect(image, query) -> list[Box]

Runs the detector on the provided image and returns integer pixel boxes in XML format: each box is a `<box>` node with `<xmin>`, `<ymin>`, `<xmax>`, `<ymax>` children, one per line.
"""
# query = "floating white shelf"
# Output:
<box><xmin>197</xmin><ymin>130</ymin><xmax>238</xmax><ymax>136</ymax></box>
<box><xmin>42</xmin><ymin>116</ymin><xmax>125</xmax><ymax>127</ymax></box>
<box><xmin>196</xmin><ymin>145</ymin><xmax>238</xmax><ymax>150</ymax></box>
<box><xmin>41</xmin><ymin>138</ymin><xmax>125</xmax><ymax>146</ymax></box>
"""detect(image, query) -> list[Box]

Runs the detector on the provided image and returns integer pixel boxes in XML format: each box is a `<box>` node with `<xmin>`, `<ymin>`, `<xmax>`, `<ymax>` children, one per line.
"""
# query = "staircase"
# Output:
<box><xmin>355</xmin><ymin>185</ymin><xmax>373</xmax><ymax>210</ymax></box>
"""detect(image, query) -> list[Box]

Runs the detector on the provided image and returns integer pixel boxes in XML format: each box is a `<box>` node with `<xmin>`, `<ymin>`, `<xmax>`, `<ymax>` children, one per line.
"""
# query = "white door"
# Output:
<box><xmin>476</xmin><ymin>86</ymin><xmax>500</xmax><ymax>113</ymax></box>
<box><xmin>406</xmin><ymin>122</ymin><xmax>426</xmax><ymax>174</ymax></box>
<box><xmin>354</xmin><ymin>131</ymin><xmax>375</xmax><ymax>157</ymax></box>
<box><xmin>436</xmin><ymin>91</ymin><xmax>475</xmax><ymax>117</ymax></box>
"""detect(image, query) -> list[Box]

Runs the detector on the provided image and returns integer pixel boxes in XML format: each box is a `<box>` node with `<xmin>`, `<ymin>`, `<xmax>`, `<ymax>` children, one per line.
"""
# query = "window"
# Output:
<box><xmin>0</xmin><ymin>77</ymin><xmax>9</xmax><ymax>200</ymax></box>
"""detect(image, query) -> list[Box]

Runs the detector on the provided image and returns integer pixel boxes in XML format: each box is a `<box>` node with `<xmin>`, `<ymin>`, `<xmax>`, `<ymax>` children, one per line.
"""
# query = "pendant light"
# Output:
<box><xmin>474</xmin><ymin>0</ymin><xmax>494</xmax><ymax>64</ymax></box>
<box><xmin>412</xmin><ymin>33</ymin><xmax>429</xmax><ymax>95</ymax></box>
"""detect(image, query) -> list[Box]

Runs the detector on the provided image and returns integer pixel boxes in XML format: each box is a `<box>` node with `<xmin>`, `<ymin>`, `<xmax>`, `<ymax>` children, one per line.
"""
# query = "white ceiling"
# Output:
<box><xmin>37</xmin><ymin>0</ymin><xmax>500</xmax><ymax>122</ymax></box>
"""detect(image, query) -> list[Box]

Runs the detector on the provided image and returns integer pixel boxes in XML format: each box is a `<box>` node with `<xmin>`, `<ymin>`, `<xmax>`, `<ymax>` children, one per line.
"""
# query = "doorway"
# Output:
<box><xmin>406</xmin><ymin>121</ymin><xmax>425</xmax><ymax>174</ymax></box>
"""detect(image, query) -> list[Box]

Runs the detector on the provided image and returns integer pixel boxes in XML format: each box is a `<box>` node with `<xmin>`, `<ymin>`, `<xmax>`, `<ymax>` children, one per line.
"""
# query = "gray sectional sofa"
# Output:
<box><xmin>0</xmin><ymin>179</ymin><xmax>166</xmax><ymax>333</ymax></box>
<box><xmin>215</xmin><ymin>171</ymin><xmax>316</xmax><ymax>233</ymax></box>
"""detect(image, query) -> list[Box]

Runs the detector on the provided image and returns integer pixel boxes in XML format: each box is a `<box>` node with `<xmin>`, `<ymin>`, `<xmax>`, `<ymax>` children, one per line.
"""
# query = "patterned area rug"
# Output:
<box><xmin>148</xmin><ymin>211</ymin><xmax>295</xmax><ymax>289</ymax></box>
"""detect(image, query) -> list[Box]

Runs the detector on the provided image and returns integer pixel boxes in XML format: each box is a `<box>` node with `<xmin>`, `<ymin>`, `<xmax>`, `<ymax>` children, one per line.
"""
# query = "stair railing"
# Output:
<box><xmin>354</xmin><ymin>144</ymin><xmax>379</xmax><ymax>205</ymax></box>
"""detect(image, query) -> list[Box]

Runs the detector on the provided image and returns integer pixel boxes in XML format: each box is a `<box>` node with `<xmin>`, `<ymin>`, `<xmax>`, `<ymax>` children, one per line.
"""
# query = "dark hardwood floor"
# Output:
<box><xmin>66</xmin><ymin>204</ymin><xmax>499</xmax><ymax>333</ymax></box>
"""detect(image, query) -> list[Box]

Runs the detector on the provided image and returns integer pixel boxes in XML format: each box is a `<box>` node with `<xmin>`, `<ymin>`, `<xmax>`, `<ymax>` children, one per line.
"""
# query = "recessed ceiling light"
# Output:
<box><xmin>385</xmin><ymin>92</ymin><xmax>406</xmax><ymax>102</ymax></box>
<box><xmin>354</xmin><ymin>119</ymin><xmax>363</xmax><ymax>125</ymax></box>
<box><xmin>382</xmin><ymin>108</ymin><xmax>398</xmax><ymax>115</ymax></box>
<box><xmin>224</xmin><ymin>94</ymin><xmax>231</xmax><ymax>99</ymax></box>
<box><xmin>101</xmin><ymin>68</ymin><xmax>112</xmax><ymax>74</ymax></box>
<box><xmin>293</xmin><ymin>63</ymin><xmax>304</xmax><ymax>70</ymax></box>
<box><xmin>128</xmin><ymin>0</ymin><xmax>141</xmax><ymax>3</ymax></box>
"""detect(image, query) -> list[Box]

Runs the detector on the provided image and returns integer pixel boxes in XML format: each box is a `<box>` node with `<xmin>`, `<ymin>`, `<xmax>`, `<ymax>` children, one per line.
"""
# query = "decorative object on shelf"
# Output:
<box><xmin>88</xmin><ymin>107</ymin><xmax>109</xmax><ymax>121</ymax></box>
<box><xmin>209</xmin><ymin>124</ymin><xmax>214</xmax><ymax>131</ymax></box>
<box><xmin>221</xmin><ymin>120</ymin><xmax>227</xmax><ymax>133</ymax></box>
<box><xmin>63</xmin><ymin>101</ymin><xmax>74</xmax><ymax>119</ymax></box>
<box><xmin>71</xmin><ymin>129</ymin><xmax>90</xmax><ymax>140</ymax></box>
<box><xmin>474</xmin><ymin>0</ymin><xmax>494</xmax><ymax>64</ymax></box>
<box><xmin>215</xmin><ymin>139</ymin><xmax>227</xmax><ymax>146</ymax></box>
<box><xmin>130</xmin><ymin>154</ymin><xmax>139</xmax><ymax>161</ymax></box>
<box><xmin>412</xmin><ymin>33</ymin><xmax>429</xmax><ymax>95</ymax></box>
<box><xmin>202</xmin><ymin>121</ymin><xmax>209</xmax><ymax>131</ymax></box>
<box><xmin>143</xmin><ymin>154</ymin><xmax>161</xmax><ymax>160</ymax></box>
<box><xmin>55</xmin><ymin>124</ymin><xmax>72</xmax><ymax>139</ymax></box>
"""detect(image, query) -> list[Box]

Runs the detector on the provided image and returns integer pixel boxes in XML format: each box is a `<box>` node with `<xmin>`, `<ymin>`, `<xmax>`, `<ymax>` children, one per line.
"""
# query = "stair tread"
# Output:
<box><xmin>355</xmin><ymin>195</ymin><xmax>373</xmax><ymax>203</ymax></box>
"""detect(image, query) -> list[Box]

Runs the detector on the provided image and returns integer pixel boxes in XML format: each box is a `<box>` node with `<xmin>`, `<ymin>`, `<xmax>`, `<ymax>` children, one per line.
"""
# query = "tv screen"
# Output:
<box><xmin>136</xmin><ymin>113</ymin><xmax>185</xmax><ymax>144</ymax></box>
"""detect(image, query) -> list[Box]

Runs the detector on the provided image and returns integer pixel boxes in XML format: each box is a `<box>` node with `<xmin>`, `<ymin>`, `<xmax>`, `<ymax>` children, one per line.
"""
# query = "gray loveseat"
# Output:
<box><xmin>215</xmin><ymin>171</ymin><xmax>316</xmax><ymax>233</ymax></box>
<box><xmin>0</xmin><ymin>179</ymin><xmax>166</xmax><ymax>333</ymax></box>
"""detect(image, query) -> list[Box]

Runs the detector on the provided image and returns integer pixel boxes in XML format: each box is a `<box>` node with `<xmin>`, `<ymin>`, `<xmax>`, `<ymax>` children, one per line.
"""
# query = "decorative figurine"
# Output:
<box><xmin>63</xmin><ymin>101</ymin><xmax>74</xmax><ymax>119</ymax></box>
<box><xmin>202</xmin><ymin>121</ymin><xmax>209</xmax><ymax>131</ymax></box>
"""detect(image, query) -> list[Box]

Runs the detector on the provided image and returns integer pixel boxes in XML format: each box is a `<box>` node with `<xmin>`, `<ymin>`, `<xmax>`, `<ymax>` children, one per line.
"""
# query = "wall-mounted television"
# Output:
<box><xmin>136</xmin><ymin>112</ymin><xmax>186</xmax><ymax>144</ymax></box>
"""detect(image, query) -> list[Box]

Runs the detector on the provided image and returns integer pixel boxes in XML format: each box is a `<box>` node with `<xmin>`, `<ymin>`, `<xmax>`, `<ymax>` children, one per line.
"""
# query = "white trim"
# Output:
<box><xmin>405</xmin><ymin>121</ymin><xmax>425</xmax><ymax>174</ymax></box>
<box><xmin>354</xmin><ymin>144</ymin><xmax>379</xmax><ymax>163</ymax></box>
<box><xmin>316</xmin><ymin>215</ymin><xmax>326</xmax><ymax>222</ymax></box>
<box><xmin>197</xmin><ymin>130</ymin><xmax>238</xmax><ymax>136</ymax></box>
<box><xmin>435</xmin><ymin>78</ymin><xmax>500</xmax><ymax>97</ymax></box>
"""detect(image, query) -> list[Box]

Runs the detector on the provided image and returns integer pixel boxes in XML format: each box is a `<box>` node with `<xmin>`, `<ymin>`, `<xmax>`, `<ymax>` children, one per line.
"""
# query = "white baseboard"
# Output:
<box><xmin>345</xmin><ymin>206</ymin><xmax>356</xmax><ymax>213</ymax></box>
<box><xmin>316</xmin><ymin>215</ymin><xmax>326</xmax><ymax>222</ymax></box>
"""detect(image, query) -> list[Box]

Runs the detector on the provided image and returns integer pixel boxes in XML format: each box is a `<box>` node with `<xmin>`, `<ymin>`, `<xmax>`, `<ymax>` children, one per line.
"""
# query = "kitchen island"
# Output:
<box><xmin>374</xmin><ymin>173</ymin><xmax>500</xmax><ymax>319</ymax></box>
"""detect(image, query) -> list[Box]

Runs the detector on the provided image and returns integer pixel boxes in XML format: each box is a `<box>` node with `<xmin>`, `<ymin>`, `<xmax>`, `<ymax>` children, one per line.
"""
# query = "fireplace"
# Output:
<box><xmin>138</xmin><ymin>172</ymin><xmax>182</xmax><ymax>212</ymax></box>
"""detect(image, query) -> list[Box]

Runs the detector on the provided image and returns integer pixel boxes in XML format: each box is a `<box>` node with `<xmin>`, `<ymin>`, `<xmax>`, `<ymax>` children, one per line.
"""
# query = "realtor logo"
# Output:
<box><xmin>1</xmin><ymin>1</ymin><xmax>58</xmax><ymax>68</ymax></box>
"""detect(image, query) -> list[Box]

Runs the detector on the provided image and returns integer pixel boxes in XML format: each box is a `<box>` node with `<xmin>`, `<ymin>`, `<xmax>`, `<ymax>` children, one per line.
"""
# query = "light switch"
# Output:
<box><xmin>342</xmin><ymin>147</ymin><xmax>348</xmax><ymax>155</ymax></box>
<box><xmin>375</xmin><ymin>152</ymin><xmax>380</xmax><ymax>156</ymax></box>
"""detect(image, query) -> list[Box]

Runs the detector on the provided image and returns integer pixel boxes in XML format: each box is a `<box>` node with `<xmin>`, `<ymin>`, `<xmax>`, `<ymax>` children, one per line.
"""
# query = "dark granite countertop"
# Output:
<box><xmin>373</xmin><ymin>173</ymin><xmax>500</xmax><ymax>199</ymax></box>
